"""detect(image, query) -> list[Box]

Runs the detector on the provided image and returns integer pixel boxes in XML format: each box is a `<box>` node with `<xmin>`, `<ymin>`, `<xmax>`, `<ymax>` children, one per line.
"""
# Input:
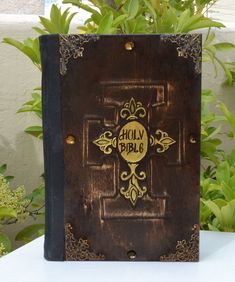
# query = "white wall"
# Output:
<box><xmin>0</xmin><ymin>19</ymin><xmax>43</xmax><ymax>194</ymax></box>
<box><xmin>0</xmin><ymin>0</ymin><xmax>44</xmax><ymax>15</ymax></box>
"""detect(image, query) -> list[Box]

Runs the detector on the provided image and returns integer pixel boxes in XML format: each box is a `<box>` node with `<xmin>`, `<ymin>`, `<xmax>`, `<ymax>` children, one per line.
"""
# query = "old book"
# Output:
<box><xmin>40</xmin><ymin>34</ymin><xmax>201</xmax><ymax>262</ymax></box>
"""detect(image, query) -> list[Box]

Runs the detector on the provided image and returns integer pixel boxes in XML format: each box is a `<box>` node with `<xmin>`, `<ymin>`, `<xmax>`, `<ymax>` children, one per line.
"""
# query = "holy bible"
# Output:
<box><xmin>40</xmin><ymin>34</ymin><xmax>201</xmax><ymax>261</ymax></box>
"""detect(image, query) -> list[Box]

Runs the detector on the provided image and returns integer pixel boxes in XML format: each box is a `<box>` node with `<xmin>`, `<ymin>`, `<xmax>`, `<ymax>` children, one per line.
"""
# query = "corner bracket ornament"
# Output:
<box><xmin>161</xmin><ymin>34</ymin><xmax>201</xmax><ymax>74</ymax></box>
<box><xmin>59</xmin><ymin>34</ymin><xmax>99</xmax><ymax>75</ymax></box>
<box><xmin>93</xmin><ymin>97</ymin><xmax>176</xmax><ymax>206</ymax></box>
<box><xmin>160</xmin><ymin>224</ymin><xmax>199</xmax><ymax>262</ymax></box>
<box><xmin>65</xmin><ymin>223</ymin><xmax>105</xmax><ymax>261</ymax></box>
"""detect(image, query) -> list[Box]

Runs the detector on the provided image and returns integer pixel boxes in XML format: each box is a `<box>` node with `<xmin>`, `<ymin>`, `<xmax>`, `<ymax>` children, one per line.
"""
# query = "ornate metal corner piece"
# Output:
<box><xmin>59</xmin><ymin>34</ymin><xmax>99</xmax><ymax>76</ymax></box>
<box><xmin>161</xmin><ymin>34</ymin><xmax>201</xmax><ymax>74</ymax></box>
<box><xmin>160</xmin><ymin>224</ymin><xmax>199</xmax><ymax>262</ymax></box>
<box><xmin>65</xmin><ymin>223</ymin><xmax>105</xmax><ymax>261</ymax></box>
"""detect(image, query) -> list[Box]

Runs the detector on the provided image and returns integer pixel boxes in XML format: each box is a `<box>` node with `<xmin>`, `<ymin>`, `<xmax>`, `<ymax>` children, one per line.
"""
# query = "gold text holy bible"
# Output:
<box><xmin>40</xmin><ymin>34</ymin><xmax>201</xmax><ymax>261</ymax></box>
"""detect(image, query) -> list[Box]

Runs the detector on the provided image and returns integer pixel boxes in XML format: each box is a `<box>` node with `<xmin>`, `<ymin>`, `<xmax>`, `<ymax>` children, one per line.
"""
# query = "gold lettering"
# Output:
<box><xmin>117</xmin><ymin>121</ymin><xmax>148</xmax><ymax>163</ymax></box>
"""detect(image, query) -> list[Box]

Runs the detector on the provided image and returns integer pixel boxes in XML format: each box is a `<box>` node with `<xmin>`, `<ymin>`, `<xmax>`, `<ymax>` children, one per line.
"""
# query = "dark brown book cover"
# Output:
<box><xmin>40</xmin><ymin>34</ymin><xmax>201</xmax><ymax>261</ymax></box>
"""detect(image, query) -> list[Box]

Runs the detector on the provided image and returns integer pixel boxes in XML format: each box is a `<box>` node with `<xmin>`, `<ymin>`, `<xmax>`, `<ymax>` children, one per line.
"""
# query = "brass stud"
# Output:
<box><xmin>189</xmin><ymin>135</ymin><xmax>197</xmax><ymax>144</ymax></box>
<box><xmin>125</xmin><ymin>41</ymin><xmax>134</xmax><ymax>51</ymax></box>
<box><xmin>127</xmin><ymin>250</ymin><xmax>136</xmax><ymax>260</ymax></box>
<box><xmin>66</xmin><ymin>135</ymin><xmax>76</xmax><ymax>145</ymax></box>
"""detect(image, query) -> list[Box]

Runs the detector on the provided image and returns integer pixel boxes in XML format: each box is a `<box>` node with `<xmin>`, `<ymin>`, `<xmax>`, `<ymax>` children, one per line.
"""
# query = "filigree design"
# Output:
<box><xmin>65</xmin><ymin>223</ymin><xmax>105</xmax><ymax>261</ymax></box>
<box><xmin>120</xmin><ymin>163</ymin><xmax>147</xmax><ymax>206</ymax></box>
<box><xmin>161</xmin><ymin>34</ymin><xmax>201</xmax><ymax>74</ymax></box>
<box><xmin>93</xmin><ymin>131</ymin><xmax>116</xmax><ymax>155</ymax></box>
<box><xmin>59</xmin><ymin>34</ymin><xmax>99</xmax><ymax>75</ymax></box>
<box><xmin>150</xmin><ymin>129</ymin><xmax>176</xmax><ymax>153</ymax></box>
<box><xmin>160</xmin><ymin>224</ymin><xmax>199</xmax><ymax>262</ymax></box>
<box><xmin>120</xmin><ymin>97</ymin><xmax>146</xmax><ymax>120</ymax></box>
<box><xmin>93</xmin><ymin>97</ymin><xmax>177</xmax><ymax>206</ymax></box>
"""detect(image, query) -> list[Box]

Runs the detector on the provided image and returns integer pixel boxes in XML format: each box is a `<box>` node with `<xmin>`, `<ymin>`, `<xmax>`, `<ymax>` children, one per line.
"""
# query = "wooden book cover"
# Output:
<box><xmin>40</xmin><ymin>34</ymin><xmax>201</xmax><ymax>261</ymax></box>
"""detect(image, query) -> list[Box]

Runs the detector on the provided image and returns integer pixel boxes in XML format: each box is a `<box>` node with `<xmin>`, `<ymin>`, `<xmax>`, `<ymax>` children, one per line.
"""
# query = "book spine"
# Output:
<box><xmin>40</xmin><ymin>34</ymin><xmax>65</xmax><ymax>261</ymax></box>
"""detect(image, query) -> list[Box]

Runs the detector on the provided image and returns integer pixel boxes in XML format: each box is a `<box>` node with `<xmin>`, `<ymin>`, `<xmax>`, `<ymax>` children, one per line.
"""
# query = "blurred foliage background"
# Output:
<box><xmin>1</xmin><ymin>0</ymin><xmax>235</xmax><ymax>256</ymax></box>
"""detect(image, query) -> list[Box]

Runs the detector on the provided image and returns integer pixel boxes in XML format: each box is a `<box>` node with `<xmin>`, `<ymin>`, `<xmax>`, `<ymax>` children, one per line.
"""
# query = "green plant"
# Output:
<box><xmin>201</xmin><ymin>149</ymin><xmax>235</xmax><ymax>231</ymax></box>
<box><xmin>0</xmin><ymin>166</ymin><xmax>45</xmax><ymax>257</ymax></box>
<box><xmin>203</xmin><ymin>30</ymin><xmax>235</xmax><ymax>86</ymax></box>
<box><xmin>1</xmin><ymin>0</ymin><xmax>235</xmax><ymax>256</ymax></box>
<box><xmin>3</xmin><ymin>2</ymin><xmax>233</xmax><ymax>139</ymax></box>
<box><xmin>200</xmin><ymin>95</ymin><xmax>235</xmax><ymax>231</ymax></box>
<box><xmin>2</xmin><ymin>6</ymin><xmax>76</xmax><ymax>141</ymax></box>
<box><xmin>64</xmin><ymin>0</ymin><xmax>224</xmax><ymax>34</ymax></box>
<box><xmin>200</xmin><ymin>89</ymin><xmax>224</xmax><ymax>166</ymax></box>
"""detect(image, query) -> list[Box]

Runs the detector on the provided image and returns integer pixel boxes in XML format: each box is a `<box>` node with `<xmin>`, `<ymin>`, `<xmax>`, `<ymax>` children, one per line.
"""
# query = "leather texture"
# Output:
<box><xmin>40</xmin><ymin>35</ymin><xmax>65</xmax><ymax>261</ymax></box>
<box><xmin>40</xmin><ymin>34</ymin><xmax>201</xmax><ymax>261</ymax></box>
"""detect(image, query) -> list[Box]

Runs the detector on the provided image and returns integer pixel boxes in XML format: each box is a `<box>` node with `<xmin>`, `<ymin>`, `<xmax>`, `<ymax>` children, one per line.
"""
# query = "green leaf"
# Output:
<box><xmin>127</xmin><ymin>0</ymin><xmax>139</xmax><ymax>19</ymax></box>
<box><xmin>0</xmin><ymin>207</ymin><xmax>17</xmax><ymax>219</ymax></box>
<box><xmin>202</xmin><ymin>200</ymin><xmax>222</xmax><ymax>223</ymax></box>
<box><xmin>34</xmin><ymin>86</ymin><xmax>42</xmax><ymax>91</ymax></box>
<box><xmin>208</xmin><ymin>223</ymin><xmax>220</xmax><ymax>231</ymax></box>
<box><xmin>64</xmin><ymin>12</ymin><xmax>77</xmax><ymax>33</ymax></box>
<box><xmin>204</xmin><ymin>31</ymin><xmax>215</xmax><ymax>46</ymax></box>
<box><xmin>213</xmin><ymin>199</ymin><xmax>228</xmax><ymax>208</ymax></box>
<box><xmin>0</xmin><ymin>233</ymin><xmax>12</xmax><ymax>253</ymax></box>
<box><xmin>2</xmin><ymin>37</ymin><xmax>41</xmax><ymax>69</ymax></box>
<box><xmin>221</xmin><ymin>204</ymin><xmax>234</xmax><ymax>230</ymax></box>
<box><xmin>27</xmin><ymin>184</ymin><xmax>45</xmax><ymax>208</ymax></box>
<box><xmin>176</xmin><ymin>9</ymin><xmax>191</xmax><ymax>32</ymax></box>
<box><xmin>25</xmin><ymin>126</ymin><xmax>43</xmax><ymax>139</ymax></box>
<box><xmin>15</xmin><ymin>224</ymin><xmax>45</xmax><ymax>243</ymax></box>
<box><xmin>4</xmin><ymin>176</ymin><xmax>14</xmax><ymax>183</ymax></box>
<box><xmin>187</xmin><ymin>18</ymin><xmax>225</xmax><ymax>31</ymax></box>
<box><xmin>220</xmin><ymin>181</ymin><xmax>235</xmax><ymax>202</ymax></box>
<box><xmin>50</xmin><ymin>4</ymin><xmax>61</xmax><ymax>29</ymax></box>
<box><xmin>0</xmin><ymin>164</ymin><xmax>7</xmax><ymax>175</ymax></box>
<box><xmin>32</xmin><ymin>27</ymin><xmax>47</xmax><ymax>35</ymax></box>
<box><xmin>220</xmin><ymin>103</ymin><xmax>235</xmax><ymax>136</ymax></box>
<box><xmin>216</xmin><ymin>161</ymin><xmax>230</xmax><ymax>184</ymax></box>
<box><xmin>229</xmin><ymin>175</ymin><xmax>235</xmax><ymax>188</ymax></box>
<box><xmin>96</xmin><ymin>12</ymin><xmax>114</xmax><ymax>34</ymax></box>
<box><xmin>213</xmin><ymin>42</ymin><xmax>235</xmax><ymax>51</ymax></box>
<box><xmin>63</xmin><ymin>0</ymin><xmax>98</xmax><ymax>14</ymax></box>
<box><xmin>113</xmin><ymin>14</ymin><xmax>128</xmax><ymax>26</ymax></box>
<box><xmin>39</xmin><ymin>16</ymin><xmax>55</xmax><ymax>33</ymax></box>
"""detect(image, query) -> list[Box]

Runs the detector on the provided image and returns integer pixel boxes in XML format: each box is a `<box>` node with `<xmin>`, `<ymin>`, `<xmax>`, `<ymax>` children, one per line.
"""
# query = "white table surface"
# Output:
<box><xmin>0</xmin><ymin>231</ymin><xmax>235</xmax><ymax>282</ymax></box>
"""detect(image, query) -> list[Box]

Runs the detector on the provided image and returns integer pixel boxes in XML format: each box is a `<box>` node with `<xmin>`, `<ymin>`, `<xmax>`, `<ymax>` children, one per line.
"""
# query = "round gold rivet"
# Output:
<box><xmin>125</xmin><ymin>41</ymin><xmax>134</xmax><ymax>51</ymax></box>
<box><xmin>66</xmin><ymin>135</ymin><xmax>76</xmax><ymax>145</ymax></box>
<box><xmin>189</xmin><ymin>136</ymin><xmax>196</xmax><ymax>144</ymax></box>
<box><xmin>127</xmin><ymin>250</ymin><xmax>136</xmax><ymax>260</ymax></box>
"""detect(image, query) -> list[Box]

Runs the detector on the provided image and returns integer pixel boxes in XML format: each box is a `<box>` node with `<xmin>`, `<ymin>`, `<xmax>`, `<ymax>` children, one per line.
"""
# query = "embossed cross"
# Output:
<box><xmin>93</xmin><ymin>97</ymin><xmax>176</xmax><ymax>206</ymax></box>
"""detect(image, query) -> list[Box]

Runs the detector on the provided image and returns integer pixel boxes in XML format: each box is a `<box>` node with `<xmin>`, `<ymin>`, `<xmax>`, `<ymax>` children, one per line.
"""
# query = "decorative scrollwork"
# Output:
<box><xmin>161</xmin><ymin>34</ymin><xmax>201</xmax><ymax>74</ymax></box>
<box><xmin>120</xmin><ymin>163</ymin><xmax>147</xmax><ymax>206</ymax></box>
<box><xmin>65</xmin><ymin>223</ymin><xmax>105</xmax><ymax>261</ymax></box>
<box><xmin>150</xmin><ymin>129</ymin><xmax>176</xmax><ymax>153</ymax></box>
<box><xmin>120</xmin><ymin>97</ymin><xmax>146</xmax><ymax>120</ymax></box>
<box><xmin>93</xmin><ymin>97</ymin><xmax>177</xmax><ymax>206</ymax></box>
<box><xmin>59</xmin><ymin>34</ymin><xmax>99</xmax><ymax>75</ymax></box>
<box><xmin>160</xmin><ymin>224</ymin><xmax>199</xmax><ymax>262</ymax></box>
<box><xmin>93</xmin><ymin>131</ymin><xmax>116</xmax><ymax>155</ymax></box>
